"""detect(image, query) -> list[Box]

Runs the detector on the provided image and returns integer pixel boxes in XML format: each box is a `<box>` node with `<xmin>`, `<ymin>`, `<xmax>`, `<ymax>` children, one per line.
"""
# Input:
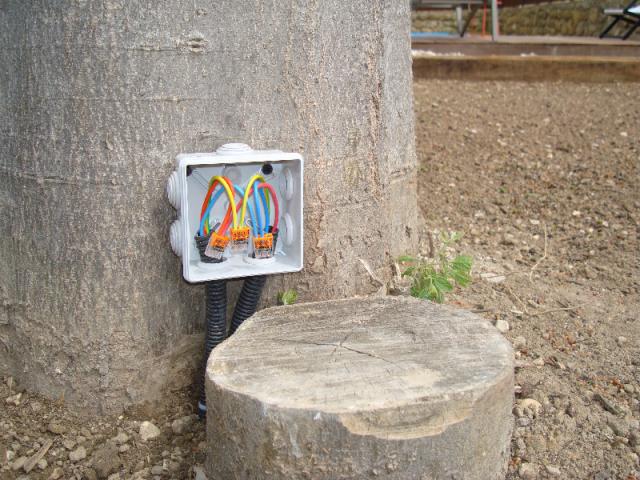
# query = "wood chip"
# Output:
<box><xmin>23</xmin><ymin>439</ymin><xmax>53</xmax><ymax>473</ymax></box>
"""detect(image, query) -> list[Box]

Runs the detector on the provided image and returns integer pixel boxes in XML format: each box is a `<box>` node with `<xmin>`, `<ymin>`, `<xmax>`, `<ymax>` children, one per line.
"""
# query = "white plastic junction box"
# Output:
<box><xmin>167</xmin><ymin>143</ymin><xmax>304</xmax><ymax>282</ymax></box>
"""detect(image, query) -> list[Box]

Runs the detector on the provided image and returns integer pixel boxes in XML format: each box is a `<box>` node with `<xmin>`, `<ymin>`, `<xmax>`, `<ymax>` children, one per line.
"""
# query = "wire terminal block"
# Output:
<box><xmin>205</xmin><ymin>232</ymin><xmax>230</xmax><ymax>260</ymax></box>
<box><xmin>253</xmin><ymin>233</ymin><xmax>274</xmax><ymax>259</ymax></box>
<box><xmin>230</xmin><ymin>226</ymin><xmax>250</xmax><ymax>253</ymax></box>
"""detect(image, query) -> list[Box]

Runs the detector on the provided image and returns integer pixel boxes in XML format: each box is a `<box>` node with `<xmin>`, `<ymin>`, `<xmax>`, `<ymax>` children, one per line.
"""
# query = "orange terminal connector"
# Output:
<box><xmin>252</xmin><ymin>233</ymin><xmax>274</xmax><ymax>259</ymax></box>
<box><xmin>230</xmin><ymin>226</ymin><xmax>250</xmax><ymax>252</ymax></box>
<box><xmin>205</xmin><ymin>232</ymin><xmax>230</xmax><ymax>260</ymax></box>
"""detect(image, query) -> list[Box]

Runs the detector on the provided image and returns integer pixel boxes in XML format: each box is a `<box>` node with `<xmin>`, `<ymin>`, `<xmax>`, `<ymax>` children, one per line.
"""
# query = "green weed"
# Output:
<box><xmin>399</xmin><ymin>232</ymin><xmax>472</xmax><ymax>303</ymax></box>
<box><xmin>277</xmin><ymin>289</ymin><xmax>298</xmax><ymax>306</ymax></box>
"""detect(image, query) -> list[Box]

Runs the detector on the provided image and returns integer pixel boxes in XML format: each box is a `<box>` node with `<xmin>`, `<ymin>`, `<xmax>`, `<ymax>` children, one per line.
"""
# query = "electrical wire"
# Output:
<box><xmin>199</xmin><ymin>176</ymin><xmax>229</xmax><ymax>220</ymax></box>
<box><xmin>199</xmin><ymin>176</ymin><xmax>237</xmax><ymax>236</ymax></box>
<box><xmin>252</xmin><ymin>180</ymin><xmax>263</xmax><ymax>235</ymax></box>
<box><xmin>223</xmin><ymin>185</ymin><xmax>260</xmax><ymax>237</ymax></box>
<box><xmin>199</xmin><ymin>176</ymin><xmax>230</xmax><ymax>235</ymax></box>
<box><xmin>240</xmin><ymin>174</ymin><xmax>266</xmax><ymax>227</ymax></box>
<box><xmin>259</xmin><ymin>183</ymin><xmax>279</xmax><ymax>231</ymax></box>
<box><xmin>199</xmin><ymin>174</ymin><xmax>279</xmax><ymax>239</ymax></box>
<box><xmin>211</xmin><ymin>176</ymin><xmax>237</xmax><ymax>228</ymax></box>
<box><xmin>199</xmin><ymin>187</ymin><xmax>225</xmax><ymax>236</ymax></box>
<box><xmin>259</xmin><ymin>187</ymin><xmax>269</xmax><ymax>235</ymax></box>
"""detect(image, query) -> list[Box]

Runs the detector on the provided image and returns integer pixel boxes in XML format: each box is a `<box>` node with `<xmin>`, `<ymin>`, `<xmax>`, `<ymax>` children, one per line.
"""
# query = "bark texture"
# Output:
<box><xmin>206</xmin><ymin>297</ymin><xmax>514</xmax><ymax>480</ymax></box>
<box><xmin>0</xmin><ymin>1</ymin><xmax>417</xmax><ymax>412</ymax></box>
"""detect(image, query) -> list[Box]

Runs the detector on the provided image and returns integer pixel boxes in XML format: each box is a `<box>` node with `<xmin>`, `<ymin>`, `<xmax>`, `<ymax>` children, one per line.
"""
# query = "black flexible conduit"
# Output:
<box><xmin>198</xmin><ymin>280</ymin><xmax>227</xmax><ymax>417</ymax></box>
<box><xmin>230</xmin><ymin>275</ymin><xmax>267</xmax><ymax>335</ymax></box>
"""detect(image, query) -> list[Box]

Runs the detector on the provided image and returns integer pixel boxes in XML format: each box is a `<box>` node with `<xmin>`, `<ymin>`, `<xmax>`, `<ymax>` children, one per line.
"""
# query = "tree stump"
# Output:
<box><xmin>206</xmin><ymin>296</ymin><xmax>514</xmax><ymax>480</ymax></box>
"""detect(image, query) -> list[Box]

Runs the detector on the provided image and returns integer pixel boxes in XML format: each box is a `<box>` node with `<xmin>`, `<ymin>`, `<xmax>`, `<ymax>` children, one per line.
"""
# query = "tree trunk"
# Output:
<box><xmin>0</xmin><ymin>1</ymin><xmax>417</xmax><ymax>412</ymax></box>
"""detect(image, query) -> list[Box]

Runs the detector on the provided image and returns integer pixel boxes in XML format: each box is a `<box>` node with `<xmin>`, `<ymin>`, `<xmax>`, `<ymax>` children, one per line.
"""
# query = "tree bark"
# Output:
<box><xmin>0</xmin><ymin>1</ymin><xmax>417</xmax><ymax>412</ymax></box>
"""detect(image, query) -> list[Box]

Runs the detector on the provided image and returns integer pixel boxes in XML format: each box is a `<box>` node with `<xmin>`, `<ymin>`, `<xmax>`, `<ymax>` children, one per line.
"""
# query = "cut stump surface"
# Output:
<box><xmin>206</xmin><ymin>296</ymin><xmax>514</xmax><ymax>480</ymax></box>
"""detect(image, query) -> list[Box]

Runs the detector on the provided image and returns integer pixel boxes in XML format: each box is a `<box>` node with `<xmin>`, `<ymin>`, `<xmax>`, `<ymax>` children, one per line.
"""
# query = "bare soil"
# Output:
<box><xmin>0</xmin><ymin>384</ymin><xmax>206</xmax><ymax>479</ymax></box>
<box><xmin>1</xmin><ymin>79</ymin><xmax>638</xmax><ymax>480</ymax></box>
<box><xmin>414</xmin><ymin>79</ymin><xmax>639</xmax><ymax>480</ymax></box>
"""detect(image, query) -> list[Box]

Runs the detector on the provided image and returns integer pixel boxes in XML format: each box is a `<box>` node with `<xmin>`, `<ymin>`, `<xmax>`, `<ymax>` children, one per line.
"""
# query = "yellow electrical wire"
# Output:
<box><xmin>240</xmin><ymin>174</ymin><xmax>265</xmax><ymax>226</ymax></box>
<box><xmin>211</xmin><ymin>176</ymin><xmax>238</xmax><ymax>229</ymax></box>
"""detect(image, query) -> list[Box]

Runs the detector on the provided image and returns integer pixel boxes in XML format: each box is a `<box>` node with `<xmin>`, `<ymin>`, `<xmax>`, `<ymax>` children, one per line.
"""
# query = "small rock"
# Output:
<box><xmin>112</xmin><ymin>432</ymin><xmax>129</xmax><ymax>445</ymax></box>
<box><xmin>69</xmin><ymin>446</ymin><xmax>86</xmax><ymax>462</ymax></box>
<box><xmin>501</xmin><ymin>234</ymin><xmax>516</xmax><ymax>246</ymax></box>
<box><xmin>48</xmin><ymin>467</ymin><xmax>64</xmax><ymax>480</ymax></box>
<box><xmin>62</xmin><ymin>439</ymin><xmax>76</xmax><ymax>450</ymax></box>
<box><xmin>494</xmin><ymin>319</ymin><xmax>510</xmax><ymax>333</ymax></box>
<box><xmin>518</xmin><ymin>462</ymin><xmax>538</xmax><ymax>479</ymax></box>
<box><xmin>47</xmin><ymin>422</ymin><xmax>66</xmax><ymax>435</ymax></box>
<box><xmin>37</xmin><ymin>458</ymin><xmax>47</xmax><ymax>470</ymax></box>
<box><xmin>139</xmin><ymin>421</ymin><xmax>161</xmax><ymax>442</ymax></box>
<box><xmin>594</xmin><ymin>393</ymin><xmax>623</xmax><ymax>416</ymax></box>
<box><xmin>532</xmin><ymin>357</ymin><xmax>545</xmax><ymax>367</ymax></box>
<box><xmin>616</xmin><ymin>336</ymin><xmax>627</xmax><ymax>346</ymax></box>
<box><xmin>527</xmin><ymin>434</ymin><xmax>547</xmax><ymax>454</ymax></box>
<box><xmin>151</xmin><ymin>464</ymin><xmax>164</xmax><ymax>475</ymax></box>
<box><xmin>481</xmin><ymin>272</ymin><xmax>506</xmax><ymax>284</ymax></box>
<box><xmin>131</xmin><ymin>469</ymin><xmax>150</xmax><ymax>480</ymax></box>
<box><xmin>5</xmin><ymin>393</ymin><xmax>22</xmax><ymax>406</ymax></box>
<box><xmin>518</xmin><ymin>398</ymin><xmax>542</xmax><ymax>418</ymax></box>
<box><xmin>107</xmin><ymin>473</ymin><xmax>121</xmax><ymax>480</ymax></box>
<box><xmin>84</xmin><ymin>467</ymin><xmax>98</xmax><ymax>480</ymax></box>
<box><xmin>629</xmin><ymin>430</ymin><xmax>639</xmax><ymax>447</ymax></box>
<box><xmin>119</xmin><ymin>444</ymin><xmax>130</xmax><ymax>453</ymax></box>
<box><xmin>11</xmin><ymin>456</ymin><xmax>27</xmax><ymax>471</ymax></box>
<box><xmin>545</xmin><ymin>465</ymin><xmax>561</xmax><ymax>476</ymax></box>
<box><xmin>171</xmin><ymin>415</ymin><xmax>196</xmax><ymax>435</ymax></box>
<box><xmin>92</xmin><ymin>442</ymin><xmax>121</xmax><ymax>479</ymax></box>
<box><xmin>193</xmin><ymin>465</ymin><xmax>208</xmax><ymax>480</ymax></box>
<box><xmin>513</xmin><ymin>336</ymin><xmax>527</xmax><ymax>349</ymax></box>
<box><xmin>607</xmin><ymin>418</ymin><xmax>630</xmax><ymax>437</ymax></box>
<box><xmin>594</xmin><ymin>470</ymin><xmax>613</xmax><ymax>480</ymax></box>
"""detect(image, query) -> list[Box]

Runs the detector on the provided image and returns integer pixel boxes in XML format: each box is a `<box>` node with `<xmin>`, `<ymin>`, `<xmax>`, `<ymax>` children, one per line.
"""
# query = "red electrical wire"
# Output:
<box><xmin>199</xmin><ymin>176</ymin><xmax>233</xmax><ymax>220</ymax></box>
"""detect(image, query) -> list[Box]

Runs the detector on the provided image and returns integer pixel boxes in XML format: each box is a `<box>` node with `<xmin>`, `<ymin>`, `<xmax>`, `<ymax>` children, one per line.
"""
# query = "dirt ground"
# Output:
<box><xmin>414</xmin><ymin>80</ymin><xmax>639</xmax><ymax>480</ymax></box>
<box><xmin>1</xmin><ymin>80</ymin><xmax>639</xmax><ymax>480</ymax></box>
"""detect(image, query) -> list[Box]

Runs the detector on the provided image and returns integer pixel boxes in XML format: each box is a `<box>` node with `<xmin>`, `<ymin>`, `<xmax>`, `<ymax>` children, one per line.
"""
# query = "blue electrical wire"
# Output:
<box><xmin>199</xmin><ymin>187</ymin><xmax>225</xmax><ymax>236</ymax></box>
<box><xmin>259</xmin><ymin>187</ymin><xmax>270</xmax><ymax>235</ymax></box>
<box><xmin>252</xmin><ymin>181</ymin><xmax>263</xmax><ymax>235</ymax></box>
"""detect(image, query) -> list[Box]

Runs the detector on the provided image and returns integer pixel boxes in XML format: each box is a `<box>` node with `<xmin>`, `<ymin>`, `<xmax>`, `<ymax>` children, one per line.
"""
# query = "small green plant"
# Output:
<box><xmin>399</xmin><ymin>232</ymin><xmax>472</xmax><ymax>303</ymax></box>
<box><xmin>277</xmin><ymin>289</ymin><xmax>298</xmax><ymax>305</ymax></box>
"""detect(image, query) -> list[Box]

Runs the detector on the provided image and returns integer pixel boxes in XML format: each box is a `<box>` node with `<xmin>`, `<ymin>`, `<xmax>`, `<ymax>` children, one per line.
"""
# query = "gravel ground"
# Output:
<box><xmin>1</xmin><ymin>79</ymin><xmax>638</xmax><ymax>480</ymax></box>
<box><xmin>0</xmin><ymin>384</ymin><xmax>206</xmax><ymax>479</ymax></box>
<box><xmin>413</xmin><ymin>80</ymin><xmax>639</xmax><ymax>480</ymax></box>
